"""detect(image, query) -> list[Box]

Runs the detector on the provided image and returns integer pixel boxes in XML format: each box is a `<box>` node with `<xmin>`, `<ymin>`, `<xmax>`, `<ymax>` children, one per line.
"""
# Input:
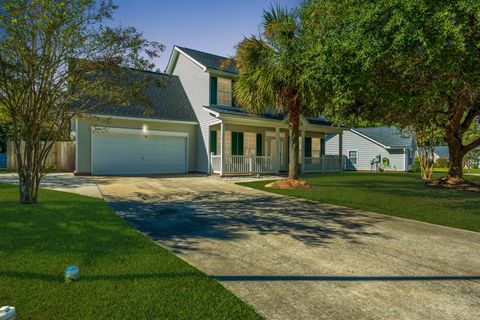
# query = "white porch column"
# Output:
<box><xmin>300</xmin><ymin>129</ymin><xmax>305</xmax><ymax>174</ymax></box>
<box><xmin>275</xmin><ymin>127</ymin><xmax>280</xmax><ymax>174</ymax></box>
<box><xmin>338</xmin><ymin>133</ymin><xmax>343</xmax><ymax>171</ymax></box>
<box><xmin>220</xmin><ymin>122</ymin><xmax>225</xmax><ymax>176</ymax></box>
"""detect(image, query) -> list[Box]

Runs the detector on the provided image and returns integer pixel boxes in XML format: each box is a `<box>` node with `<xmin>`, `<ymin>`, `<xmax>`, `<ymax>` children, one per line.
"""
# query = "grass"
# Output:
<box><xmin>0</xmin><ymin>183</ymin><xmax>261</xmax><ymax>320</ymax></box>
<box><xmin>433</xmin><ymin>167</ymin><xmax>480</xmax><ymax>174</ymax></box>
<box><xmin>240</xmin><ymin>172</ymin><xmax>480</xmax><ymax>233</ymax></box>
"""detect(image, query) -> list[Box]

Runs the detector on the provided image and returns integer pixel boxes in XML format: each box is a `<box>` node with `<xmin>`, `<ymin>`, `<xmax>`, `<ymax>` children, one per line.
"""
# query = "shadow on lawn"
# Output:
<box><xmin>305</xmin><ymin>173</ymin><xmax>480</xmax><ymax>212</ymax></box>
<box><xmin>104</xmin><ymin>190</ymin><xmax>390</xmax><ymax>253</ymax></box>
<box><xmin>0</xmin><ymin>270</ymin><xmax>202</xmax><ymax>282</ymax></box>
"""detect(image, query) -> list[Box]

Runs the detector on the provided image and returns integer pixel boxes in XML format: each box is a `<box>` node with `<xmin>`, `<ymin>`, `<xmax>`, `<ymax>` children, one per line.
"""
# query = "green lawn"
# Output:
<box><xmin>433</xmin><ymin>167</ymin><xmax>480</xmax><ymax>174</ymax></box>
<box><xmin>240</xmin><ymin>172</ymin><xmax>480</xmax><ymax>233</ymax></box>
<box><xmin>0</xmin><ymin>183</ymin><xmax>261</xmax><ymax>320</ymax></box>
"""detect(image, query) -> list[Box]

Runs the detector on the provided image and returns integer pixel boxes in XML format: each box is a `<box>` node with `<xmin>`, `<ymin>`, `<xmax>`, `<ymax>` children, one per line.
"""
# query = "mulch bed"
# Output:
<box><xmin>427</xmin><ymin>176</ymin><xmax>480</xmax><ymax>193</ymax></box>
<box><xmin>265</xmin><ymin>178</ymin><xmax>311</xmax><ymax>189</ymax></box>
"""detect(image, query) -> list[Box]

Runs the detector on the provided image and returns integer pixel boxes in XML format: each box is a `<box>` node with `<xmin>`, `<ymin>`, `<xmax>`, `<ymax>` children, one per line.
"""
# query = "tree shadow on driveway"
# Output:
<box><xmin>104</xmin><ymin>190</ymin><xmax>390</xmax><ymax>253</ymax></box>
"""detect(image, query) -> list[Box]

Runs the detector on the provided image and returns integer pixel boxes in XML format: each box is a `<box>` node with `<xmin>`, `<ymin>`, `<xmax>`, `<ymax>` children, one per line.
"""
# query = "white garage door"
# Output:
<box><xmin>92</xmin><ymin>129</ymin><xmax>187</xmax><ymax>175</ymax></box>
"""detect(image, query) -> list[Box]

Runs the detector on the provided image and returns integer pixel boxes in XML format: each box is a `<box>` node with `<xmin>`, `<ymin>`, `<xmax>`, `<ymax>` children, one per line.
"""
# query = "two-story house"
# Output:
<box><xmin>73</xmin><ymin>46</ymin><xmax>344</xmax><ymax>175</ymax></box>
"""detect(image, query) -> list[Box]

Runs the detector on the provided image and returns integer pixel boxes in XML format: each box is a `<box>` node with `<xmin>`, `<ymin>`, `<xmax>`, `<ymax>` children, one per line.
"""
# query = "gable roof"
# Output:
<box><xmin>166</xmin><ymin>46</ymin><xmax>237</xmax><ymax>74</ymax></box>
<box><xmin>351</xmin><ymin>126</ymin><xmax>413</xmax><ymax>149</ymax></box>
<box><xmin>86</xmin><ymin>70</ymin><xmax>197</xmax><ymax>123</ymax></box>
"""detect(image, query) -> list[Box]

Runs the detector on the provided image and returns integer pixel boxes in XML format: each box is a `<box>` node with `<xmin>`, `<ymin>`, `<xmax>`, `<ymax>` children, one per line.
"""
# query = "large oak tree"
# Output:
<box><xmin>302</xmin><ymin>0</ymin><xmax>480</xmax><ymax>182</ymax></box>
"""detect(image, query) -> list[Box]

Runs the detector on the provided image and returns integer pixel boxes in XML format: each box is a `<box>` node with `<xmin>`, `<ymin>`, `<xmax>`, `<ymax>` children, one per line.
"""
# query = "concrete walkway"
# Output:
<box><xmin>95</xmin><ymin>176</ymin><xmax>480</xmax><ymax>320</ymax></box>
<box><xmin>0</xmin><ymin>173</ymin><xmax>102</xmax><ymax>198</ymax></box>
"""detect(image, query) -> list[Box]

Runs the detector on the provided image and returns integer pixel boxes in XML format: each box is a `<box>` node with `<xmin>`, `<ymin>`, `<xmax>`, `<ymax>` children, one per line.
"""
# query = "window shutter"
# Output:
<box><xmin>210</xmin><ymin>130</ymin><xmax>217</xmax><ymax>155</ymax></box>
<box><xmin>231</xmin><ymin>132</ymin><xmax>237</xmax><ymax>155</ymax></box>
<box><xmin>320</xmin><ymin>138</ymin><xmax>325</xmax><ymax>156</ymax></box>
<box><xmin>238</xmin><ymin>132</ymin><xmax>244</xmax><ymax>155</ymax></box>
<box><xmin>256</xmin><ymin>133</ymin><xmax>262</xmax><ymax>156</ymax></box>
<box><xmin>231</xmin><ymin>80</ymin><xmax>235</xmax><ymax>107</ymax></box>
<box><xmin>305</xmin><ymin>137</ymin><xmax>312</xmax><ymax>158</ymax></box>
<box><xmin>231</xmin><ymin>132</ymin><xmax>244</xmax><ymax>155</ymax></box>
<box><xmin>210</xmin><ymin>76</ymin><xmax>217</xmax><ymax>105</ymax></box>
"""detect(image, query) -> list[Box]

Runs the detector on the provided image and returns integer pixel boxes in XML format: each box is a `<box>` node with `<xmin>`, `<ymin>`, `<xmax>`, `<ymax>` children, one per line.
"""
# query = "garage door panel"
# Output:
<box><xmin>92</xmin><ymin>132</ymin><xmax>187</xmax><ymax>175</ymax></box>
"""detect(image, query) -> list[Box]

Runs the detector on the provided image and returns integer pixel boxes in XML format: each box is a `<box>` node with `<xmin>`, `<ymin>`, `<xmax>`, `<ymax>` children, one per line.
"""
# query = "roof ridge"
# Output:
<box><xmin>176</xmin><ymin>45</ymin><xmax>231</xmax><ymax>60</ymax></box>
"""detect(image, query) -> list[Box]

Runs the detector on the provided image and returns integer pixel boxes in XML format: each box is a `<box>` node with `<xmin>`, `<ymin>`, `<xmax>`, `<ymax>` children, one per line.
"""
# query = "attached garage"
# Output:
<box><xmin>91</xmin><ymin>127</ymin><xmax>188</xmax><ymax>175</ymax></box>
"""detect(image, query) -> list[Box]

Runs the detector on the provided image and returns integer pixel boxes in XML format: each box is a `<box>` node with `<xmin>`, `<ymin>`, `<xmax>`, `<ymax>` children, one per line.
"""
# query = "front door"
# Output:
<box><xmin>266</xmin><ymin>136</ymin><xmax>287</xmax><ymax>171</ymax></box>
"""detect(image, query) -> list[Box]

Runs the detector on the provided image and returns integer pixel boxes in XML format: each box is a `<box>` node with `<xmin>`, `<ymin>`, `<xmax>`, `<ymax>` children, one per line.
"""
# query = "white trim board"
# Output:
<box><xmin>166</xmin><ymin>46</ymin><xmax>207</xmax><ymax>74</ymax></box>
<box><xmin>92</xmin><ymin>126</ymin><xmax>189</xmax><ymax>138</ymax></box>
<box><xmin>85</xmin><ymin>114</ymin><xmax>198</xmax><ymax>126</ymax></box>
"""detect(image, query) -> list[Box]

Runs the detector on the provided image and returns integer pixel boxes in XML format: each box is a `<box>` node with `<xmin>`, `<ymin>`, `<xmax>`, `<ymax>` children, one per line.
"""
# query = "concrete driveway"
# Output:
<box><xmin>0</xmin><ymin>172</ymin><xmax>102</xmax><ymax>198</ymax></box>
<box><xmin>95</xmin><ymin>176</ymin><xmax>480</xmax><ymax>320</ymax></box>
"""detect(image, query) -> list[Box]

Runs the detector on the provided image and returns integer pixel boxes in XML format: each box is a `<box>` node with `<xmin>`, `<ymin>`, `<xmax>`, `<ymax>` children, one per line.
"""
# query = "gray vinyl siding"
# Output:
<box><xmin>326</xmin><ymin>131</ymin><xmax>409</xmax><ymax>171</ymax></box>
<box><xmin>171</xmin><ymin>53</ymin><xmax>214</xmax><ymax>172</ymax></box>
<box><xmin>75</xmin><ymin>117</ymin><xmax>197</xmax><ymax>174</ymax></box>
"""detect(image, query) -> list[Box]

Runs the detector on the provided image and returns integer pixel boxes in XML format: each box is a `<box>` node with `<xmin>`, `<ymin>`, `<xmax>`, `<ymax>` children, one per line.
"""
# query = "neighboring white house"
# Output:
<box><xmin>325</xmin><ymin>127</ymin><xmax>415</xmax><ymax>172</ymax></box>
<box><xmin>73</xmin><ymin>46</ymin><xmax>344</xmax><ymax>176</ymax></box>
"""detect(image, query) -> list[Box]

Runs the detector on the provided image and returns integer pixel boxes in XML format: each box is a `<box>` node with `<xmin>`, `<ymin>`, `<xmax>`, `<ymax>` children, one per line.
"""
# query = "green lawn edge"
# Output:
<box><xmin>239</xmin><ymin>172</ymin><xmax>480</xmax><ymax>233</ymax></box>
<box><xmin>0</xmin><ymin>183</ymin><xmax>262</xmax><ymax>320</ymax></box>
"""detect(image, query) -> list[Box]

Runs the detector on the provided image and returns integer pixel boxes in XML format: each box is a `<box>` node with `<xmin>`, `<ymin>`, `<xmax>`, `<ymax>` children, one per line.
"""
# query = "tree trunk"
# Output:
<box><xmin>15</xmin><ymin>143</ymin><xmax>41</xmax><ymax>204</ymax></box>
<box><xmin>288</xmin><ymin>107</ymin><xmax>300</xmax><ymax>180</ymax></box>
<box><xmin>446</xmin><ymin>133</ymin><xmax>465</xmax><ymax>180</ymax></box>
<box><xmin>447</xmin><ymin>144</ymin><xmax>465</xmax><ymax>180</ymax></box>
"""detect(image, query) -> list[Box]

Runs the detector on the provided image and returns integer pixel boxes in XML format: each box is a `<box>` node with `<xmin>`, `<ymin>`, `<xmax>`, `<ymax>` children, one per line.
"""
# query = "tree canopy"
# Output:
<box><xmin>0</xmin><ymin>0</ymin><xmax>164</xmax><ymax>203</ymax></box>
<box><xmin>302</xmin><ymin>0</ymin><xmax>480</xmax><ymax>181</ymax></box>
<box><xmin>234</xmin><ymin>5</ymin><xmax>307</xmax><ymax>179</ymax></box>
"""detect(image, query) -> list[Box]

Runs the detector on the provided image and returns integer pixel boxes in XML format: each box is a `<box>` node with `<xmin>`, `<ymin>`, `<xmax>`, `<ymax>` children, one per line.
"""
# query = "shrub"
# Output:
<box><xmin>435</xmin><ymin>157</ymin><xmax>449</xmax><ymax>168</ymax></box>
<box><xmin>411</xmin><ymin>157</ymin><xmax>421</xmax><ymax>172</ymax></box>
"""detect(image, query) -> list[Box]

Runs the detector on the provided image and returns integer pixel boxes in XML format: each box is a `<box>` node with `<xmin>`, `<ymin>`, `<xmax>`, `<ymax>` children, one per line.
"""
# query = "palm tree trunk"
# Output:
<box><xmin>288</xmin><ymin>107</ymin><xmax>300</xmax><ymax>179</ymax></box>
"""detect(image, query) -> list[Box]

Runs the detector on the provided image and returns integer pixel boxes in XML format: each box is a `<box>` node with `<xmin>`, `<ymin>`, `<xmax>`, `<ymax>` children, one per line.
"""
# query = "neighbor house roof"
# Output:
<box><xmin>87</xmin><ymin>70</ymin><xmax>197</xmax><ymax>123</ymax></box>
<box><xmin>351</xmin><ymin>126</ymin><xmax>413</xmax><ymax>149</ymax></box>
<box><xmin>167</xmin><ymin>46</ymin><xmax>237</xmax><ymax>74</ymax></box>
<box><xmin>434</xmin><ymin>146</ymin><xmax>450</xmax><ymax>159</ymax></box>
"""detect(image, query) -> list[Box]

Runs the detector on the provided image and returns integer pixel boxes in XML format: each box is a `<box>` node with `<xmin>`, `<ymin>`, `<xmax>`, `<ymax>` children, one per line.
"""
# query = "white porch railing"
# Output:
<box><xmin>210</xmin><ymin>154</ymin><xmax>274</xmax><ymax>174</ymax></box>
<box><xmin>304</xmin><ymin>155</ymin><xmax>342</xmax><ymax>173</ymax></box>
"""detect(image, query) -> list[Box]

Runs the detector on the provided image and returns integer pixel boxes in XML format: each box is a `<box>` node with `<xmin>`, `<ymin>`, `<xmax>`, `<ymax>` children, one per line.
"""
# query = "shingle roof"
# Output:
<box><xmin>205</xmin><ymin>105</ymin><xmax>335</xmax><ymax>127</ymax></box>
<box><xmin>352</xmin><ymin>126</ymin><xmax>413</xmax><ymax>148</ymax></box>
<box><xmin>206</xmin><ymin>105</ymin><xmax>283</xmax><ymax>120</ymax></box>
<box><xmin>87</xmin><ymin>71</ymin><xmax>197</xmax><ymax>122</ymax></box>
<box><xmin>177</xmin><ymin>46</ymin><xmax>238</xmax><ymax>74</ymax></box>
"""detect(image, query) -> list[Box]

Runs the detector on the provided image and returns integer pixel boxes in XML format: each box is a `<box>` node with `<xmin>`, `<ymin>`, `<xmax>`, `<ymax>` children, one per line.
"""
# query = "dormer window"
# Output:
<box><xmin>210</xmin><ymin>76</ymin><xmax>232</xmax><ymax>106</ymax></box>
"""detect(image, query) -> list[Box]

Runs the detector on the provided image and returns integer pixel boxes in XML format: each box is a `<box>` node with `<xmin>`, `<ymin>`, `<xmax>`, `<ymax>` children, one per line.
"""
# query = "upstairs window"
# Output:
<box><xmin>217</xmin><ymin>77</ymin><xmax>232</xmax><ymax>106</ymax></box>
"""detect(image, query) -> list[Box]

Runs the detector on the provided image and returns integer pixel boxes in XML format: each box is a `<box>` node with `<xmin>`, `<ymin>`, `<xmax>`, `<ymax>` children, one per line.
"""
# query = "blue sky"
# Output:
<box><xmin>111</xmin><ymin>0</ymin><xmax>302</xmax><ymax>71</ymax></box>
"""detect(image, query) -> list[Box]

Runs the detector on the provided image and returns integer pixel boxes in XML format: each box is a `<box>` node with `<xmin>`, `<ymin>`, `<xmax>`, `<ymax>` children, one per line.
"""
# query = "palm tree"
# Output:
<box><xmin>234</xmin><ymin>5</ymin><xmax>304</xmax><ymax>179</ymax></box>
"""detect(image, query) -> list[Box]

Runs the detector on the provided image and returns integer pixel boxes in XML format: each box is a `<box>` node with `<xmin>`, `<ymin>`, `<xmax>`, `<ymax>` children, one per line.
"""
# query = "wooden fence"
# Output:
<box><xmin>7</xmin><ymin>141</ymin><xmax>76</xmax><ymax>172</ymax></box>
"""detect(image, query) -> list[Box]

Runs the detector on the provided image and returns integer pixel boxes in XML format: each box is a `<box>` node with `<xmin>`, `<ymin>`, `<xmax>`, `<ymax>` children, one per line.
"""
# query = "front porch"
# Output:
<box><xmin>208</xmin><ymin>120</ymin><xmax>344</xmax><ymax>176</ymax></box>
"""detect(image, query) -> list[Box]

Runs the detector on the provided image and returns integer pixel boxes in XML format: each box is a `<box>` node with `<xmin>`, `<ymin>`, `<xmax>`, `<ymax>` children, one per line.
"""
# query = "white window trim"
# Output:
<box><xmin>347</xmin><ymin>149</ymin><xmax>358</xmax><ymax>165</ymax></box>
